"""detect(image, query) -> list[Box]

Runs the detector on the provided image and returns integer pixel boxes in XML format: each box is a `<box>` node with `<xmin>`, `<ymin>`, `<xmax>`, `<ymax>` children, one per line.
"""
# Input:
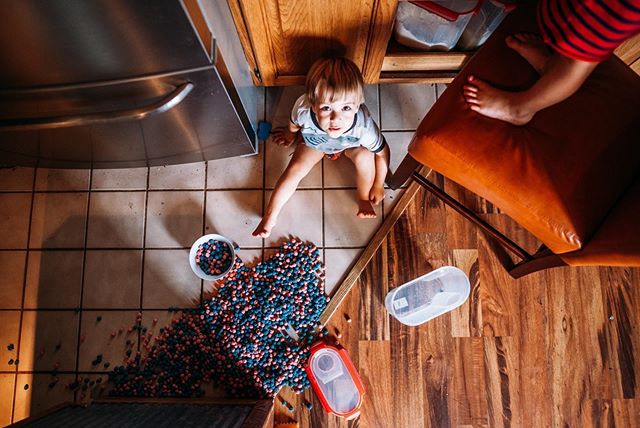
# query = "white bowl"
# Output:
<box><xmin>189</xmin><ymin>234</ymin><xmax>236</xmax><ymax>281</ymax></box>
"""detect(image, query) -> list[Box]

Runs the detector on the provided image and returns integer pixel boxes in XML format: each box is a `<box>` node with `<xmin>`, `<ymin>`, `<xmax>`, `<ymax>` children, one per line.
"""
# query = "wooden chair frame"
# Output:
<box><xmin>388</xmin><ymin>154</ymin><xmax>568</xmax><ymax>279</ymax></box>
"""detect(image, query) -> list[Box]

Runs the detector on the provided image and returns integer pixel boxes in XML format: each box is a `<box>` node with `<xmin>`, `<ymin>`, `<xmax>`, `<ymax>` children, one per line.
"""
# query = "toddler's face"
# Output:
<box><xmin>312</xmin><ymin>98</ymin><xmax>359</xmax><ymax>138</ymax></box>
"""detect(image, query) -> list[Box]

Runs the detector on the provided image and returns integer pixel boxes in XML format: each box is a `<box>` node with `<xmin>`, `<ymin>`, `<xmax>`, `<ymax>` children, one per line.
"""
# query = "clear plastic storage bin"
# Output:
<box><xmin>458</xmin><ymin>0</ymin><xmax>516</xmax><ymax>50</ymax></box>
<box><xmin>385</xmin><ymin>266</ymin><xmax>470</xmax><ymax>326</ymax></box>
<box><xmin>305</xmin><ymin>343</ymin><xmax>365</xmax><ymax>419</ymax></box>
<box><xmin>394</xmin><ymin>0</ymin><xmax>481</xmax><ymax>51</ymax></box>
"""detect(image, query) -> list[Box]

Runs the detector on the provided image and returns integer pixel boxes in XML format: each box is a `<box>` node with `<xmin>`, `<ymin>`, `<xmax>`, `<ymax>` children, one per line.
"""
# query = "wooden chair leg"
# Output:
<box><xmin>508</xmin><ymin>248</ymin><xmax>567</xmax><ymax>279</ymax></box>
<box><xmin>484</xmin><ymin>236</ymin><xmax>568</xmax><ymax>279</ymax></box>
<box><xmin>388</xmin><ymin>153</ymin><xmax>420</xmax><ymax>190</ymax></box>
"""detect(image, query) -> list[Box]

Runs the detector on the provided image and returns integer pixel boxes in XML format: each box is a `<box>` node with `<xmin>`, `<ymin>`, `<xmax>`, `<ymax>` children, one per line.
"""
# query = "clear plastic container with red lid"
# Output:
<box><xmin>458</xmin><ymin>0</ymin><xmax>517</xmax><ymax>50</ymax></box>
<box><xmin>305</xmin><ymin>342</ymin><xmax>365</xmax><ymax>419</ymax></box>
<box><xmin>394</xmin><ymin>0</ymin><xmax>481</xmax><ymax>51</ymax></box>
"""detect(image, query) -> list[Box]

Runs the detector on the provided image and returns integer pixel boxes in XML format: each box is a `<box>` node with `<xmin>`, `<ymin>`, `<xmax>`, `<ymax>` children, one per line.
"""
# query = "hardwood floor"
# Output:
<box><xmin>275</xmin><ymin>174</ymin><xmax>640</xmax><ymax>427</ymax></box>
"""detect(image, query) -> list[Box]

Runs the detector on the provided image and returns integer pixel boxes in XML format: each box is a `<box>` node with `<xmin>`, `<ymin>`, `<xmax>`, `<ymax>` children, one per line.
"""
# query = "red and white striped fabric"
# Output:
<box><xmin>537</xmin><ymin>0</ymin><xmax>640</xmax><ymax>62</ymax></box>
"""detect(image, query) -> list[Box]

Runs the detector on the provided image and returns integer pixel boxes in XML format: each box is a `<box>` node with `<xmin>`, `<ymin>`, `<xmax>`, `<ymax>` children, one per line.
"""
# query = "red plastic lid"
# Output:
<box><xmin>409</xmin><ymin>1</ymin><xmax>481</xmax><ymax>22</ymax></box>
<box><xmin>305</xmin><ymin>342</ymin><xmax>365</xmax><ymax>419</ymax></box>
<box><xmin>489</xmin><ymin>0</ymin><xmax>517</xmax><ymax>12</ymax></box>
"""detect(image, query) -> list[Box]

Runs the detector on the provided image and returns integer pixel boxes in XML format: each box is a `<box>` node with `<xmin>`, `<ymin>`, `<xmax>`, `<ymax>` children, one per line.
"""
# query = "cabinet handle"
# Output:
<box><xmin>0</xmin><ymin>82</ymin><xmax>194</xmax><ymax>131</ymax></box>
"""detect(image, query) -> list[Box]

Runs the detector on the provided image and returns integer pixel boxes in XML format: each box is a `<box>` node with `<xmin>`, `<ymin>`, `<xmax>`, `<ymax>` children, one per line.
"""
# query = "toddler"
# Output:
<box><xmin>253</xmin><ymin>56</ymin><xmax>390</xmax><ymax>238</ymax></box>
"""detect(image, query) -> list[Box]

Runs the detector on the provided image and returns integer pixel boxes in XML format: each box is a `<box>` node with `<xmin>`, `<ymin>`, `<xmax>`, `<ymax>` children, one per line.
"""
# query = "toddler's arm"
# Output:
<box><xmin>269</xmin><ymin>122</ymin><xmax>301</xmax><ymax>147</ymax></box>
<box><xmin>370</xmin><ymin>144</ymin><xmax>390</xmax><ymax>204</ymax></box>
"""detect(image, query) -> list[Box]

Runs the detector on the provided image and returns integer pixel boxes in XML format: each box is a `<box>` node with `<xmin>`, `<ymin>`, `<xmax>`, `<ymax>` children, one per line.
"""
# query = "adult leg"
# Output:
<box><xmin>463</xmin><ymin>54</ymin><xmax>597</xmax><ymax>125</ymax></box>
<box><xmin>344</xmin><ymin>147</ymin><xmax>377</xmax><ymax>218</ymax></box>
<box><xmin>252</xmin><ymin>144</ymin><xmax>324</xmax><ymax>237</ymax></box>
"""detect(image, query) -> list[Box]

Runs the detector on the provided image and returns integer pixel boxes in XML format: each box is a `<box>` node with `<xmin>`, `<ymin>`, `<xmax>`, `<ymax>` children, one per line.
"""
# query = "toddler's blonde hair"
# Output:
<box><xmin>305</xmin><ymin>56</ymin><xmax>364</xmax><ymax>106</ymax></box>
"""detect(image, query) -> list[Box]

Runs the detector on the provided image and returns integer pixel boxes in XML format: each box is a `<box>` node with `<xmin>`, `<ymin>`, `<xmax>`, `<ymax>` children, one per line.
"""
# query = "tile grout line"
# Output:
<box><xmin>10</xmin><ymin>165</ymin><xmax>38</xmax><ymax>423</ymax></box>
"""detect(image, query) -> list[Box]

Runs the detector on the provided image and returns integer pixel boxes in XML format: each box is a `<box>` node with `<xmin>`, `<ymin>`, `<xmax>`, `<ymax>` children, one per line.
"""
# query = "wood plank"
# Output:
<box><xmin>358</xmin><ymin>341</ymin><xmax>393</xmax><ymax>428</ymax></box>
<box><xmin>377</xmin><ymin>72</ymin><xmax>456</xmax><ymax>84</ymax></box>
<box><xmin>450</xmin><ymin>338</ymin><xmax>488</xmax><ymax>426</ymax></box>
<box><xmin>545</xmin><ymin>267</ymin><xmax>609</xmax><ymax>426</ymax></box>
<box><xmin>597</xmin><ymin>267</ymin><xmax>639</xmax><ymax>399</ymax></box>
<box><xmin>449</xmin><ymin>249</ymin><xmax>480</xmax><ymax>337</ymax></box>
<box><xmin>614</xmin><ymin>33</ymin><xmax>640</xmax><ymax>65</ymax></box>
<box><xmin>390</xmin><ymin>321</ymin><xmax>425</xmax><ymax>428</ymax></box>
<box><xmin>476</xmin><ymin>216</ymin><xmax>521</xmax><ymax>337</ymax></box>
<box><xmin>357</xmin><ymin>241</ymin><xmax>390</xmax><ymax>341</ymax></box>
<box><xmin>483</xmin><ymin>337</ymin><xmax>518</xmax><ymax>428</ymax></box>
<box><xmin>419</xmin><ymin>316</ymin><xmax>454</xmax><ymax>428</ymax></box>
<box><xmin>415</xmin><ymin>172</ymin><xmax>447</xmax><ymax>234</ymax></box>
<box><xmin>444</xmin><ymin>177</ymin><xmax>484</xmax><ymax>250</ymax></box>
<box><xmin>630</xmin><ymin>58</ymin><xmax>640</xmax><ymax>75</ymax></box>
<box><xmin>382</xmin><ymin>52</ymin><xmax>472</xmax><ymax>72</ymax></box>
<box><xmin>515</xmin><ymin>270</ymin><xmax>551</xmax><ymax>428</ymax></box>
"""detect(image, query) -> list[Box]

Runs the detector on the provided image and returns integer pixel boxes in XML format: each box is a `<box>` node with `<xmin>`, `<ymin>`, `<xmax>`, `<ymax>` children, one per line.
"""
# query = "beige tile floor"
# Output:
<box><xmin>0</xmin><ymin>83</ymin><xmax>442</xmax><ymax>425</ymax></box>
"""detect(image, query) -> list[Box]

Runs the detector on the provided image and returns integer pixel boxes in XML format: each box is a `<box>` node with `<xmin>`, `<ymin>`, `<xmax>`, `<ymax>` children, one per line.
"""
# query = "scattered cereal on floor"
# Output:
<box><xmin>108</xmin><ymin>239</ymin><xmax>327</xmax><ymax>398</ymax></box>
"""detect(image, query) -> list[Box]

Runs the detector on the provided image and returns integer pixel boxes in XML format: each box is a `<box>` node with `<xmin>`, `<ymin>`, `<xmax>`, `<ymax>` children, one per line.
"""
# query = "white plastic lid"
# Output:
<box><xmin>310</xmin><ymin>348</ymin><xmax>361</xmax><ymax>414</ymax></box>
<box><xmin>385</xmin><ymin>266</ymin><xmax>470</xmax><ymax>326</ymax></box>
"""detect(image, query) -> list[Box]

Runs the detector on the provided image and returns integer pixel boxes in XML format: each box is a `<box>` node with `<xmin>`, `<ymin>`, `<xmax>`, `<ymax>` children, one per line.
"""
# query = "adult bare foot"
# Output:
<box><xmin>252</xmin><ymin>215</ymin><xmax>276</xmax><ymax>238</ymax></box>
<box><xmin>463</xmin><ymin>75</ymin><xmax>534</xmax><ymax>125</ymax></box>
<box><xmin>356</xmin><ymin>200</ymin><xmax>377</xmax><ymax>219</ymax></box>
<box><xmin>506</xmin><ymin>33</ymin><xmax>552</xmax><ymax>73</ymax></box>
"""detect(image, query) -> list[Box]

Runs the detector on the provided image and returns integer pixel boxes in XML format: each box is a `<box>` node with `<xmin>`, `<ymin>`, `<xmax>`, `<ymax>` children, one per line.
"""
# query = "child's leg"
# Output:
<box><xmin>344</xmin><ymin>147</ymin><xmax>377</xmax><ymax>218</ymax></box>
<box><xmin>505</xmin><ymin>33</ymin><xmax>552</xmax><ymax>73</ymax></box>
<box><xmin>252</xmin><ymin>144</ymin><xmax>324</xmax><ymax>238</ymax></box>
<box><xmin>463</xmin><ymin>54</ymin><xmax>597</xmax><ymax>125</ymax></box>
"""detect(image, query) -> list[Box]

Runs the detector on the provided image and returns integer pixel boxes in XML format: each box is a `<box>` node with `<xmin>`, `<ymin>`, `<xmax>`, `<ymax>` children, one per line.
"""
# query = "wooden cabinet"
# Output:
<box><xmin>227</xmin><ymin>0</ymin><xmax>470</xmax><ymax>86</ymax></box>
<box><xmin>228</xmin><ymin>1</ymin><xmax>640</xmax><ymax>86</ymax></box>
<box><xmin>227</xmin><ymin>0</ymin><xmax>397</xmax><ymax>86</ymax></box>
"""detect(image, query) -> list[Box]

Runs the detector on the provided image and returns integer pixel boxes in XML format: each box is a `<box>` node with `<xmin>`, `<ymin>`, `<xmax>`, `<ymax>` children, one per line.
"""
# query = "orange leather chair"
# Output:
<box><xmin>389</xmin><ymin>7</ymin><xmax>640</xmax><ymax>278</ymax></box>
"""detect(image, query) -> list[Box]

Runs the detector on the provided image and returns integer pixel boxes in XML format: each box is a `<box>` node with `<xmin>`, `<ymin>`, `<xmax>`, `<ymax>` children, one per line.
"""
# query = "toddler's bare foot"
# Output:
<box><xmin>463</xmin><ymin>75</ymin><xmax>534</xmax><ymax>125</ymax></box>
<box><xmin>252</xmin><ymin>214</ymin><xmax>276</xmax><ymax>238</ymax></box>
<box><xmin>357</xmin><ymin>200</ymin><xmax>377</xmax><ymax>218</ymax></box>
<box><xmin>506</xmin><ymin>33</ymin><xmax>551</xmax><ymax>73</ymax></box>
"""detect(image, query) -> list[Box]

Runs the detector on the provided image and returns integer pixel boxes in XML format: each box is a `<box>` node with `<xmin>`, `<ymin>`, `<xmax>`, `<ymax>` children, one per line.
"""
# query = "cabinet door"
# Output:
<box><xmin>228</xmin><ymin>0</ymin><xmax>397</xmax><ymax>86</ymax></box>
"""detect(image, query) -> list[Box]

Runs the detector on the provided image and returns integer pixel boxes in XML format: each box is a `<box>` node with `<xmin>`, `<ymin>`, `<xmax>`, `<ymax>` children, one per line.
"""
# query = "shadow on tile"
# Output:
<box><xmin>146</xmin><ymin>192</ymin><xmax>204</xmax><ymax>248</ymax></box>
<box><xmin>205</xmin><ymin>190</ymin><xmax>263</xmax><ymax>248</ymax></box>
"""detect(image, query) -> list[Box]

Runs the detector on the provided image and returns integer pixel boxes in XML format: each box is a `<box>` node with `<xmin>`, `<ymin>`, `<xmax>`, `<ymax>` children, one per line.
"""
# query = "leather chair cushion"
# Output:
<box><xmin>560</xmin><ymin>176</ymin><xmax>640</xmax><ymax>266</ymax></box>
<box><xmin>408</xmin><ymin>7</ymin><xmax>640</xmax><ymax>254</ymax></box>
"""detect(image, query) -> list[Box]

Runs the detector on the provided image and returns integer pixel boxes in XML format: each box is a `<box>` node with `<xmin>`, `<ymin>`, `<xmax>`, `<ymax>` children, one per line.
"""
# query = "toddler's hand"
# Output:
<box><xmin>268</xmin><ymin>128</ymin><xmax>297</xmax><ymax>147</ymax></box>
<box><xmin>369</xmin><ymin>185</ymin><xmax>385</xmax><ymax>205</ymax></box>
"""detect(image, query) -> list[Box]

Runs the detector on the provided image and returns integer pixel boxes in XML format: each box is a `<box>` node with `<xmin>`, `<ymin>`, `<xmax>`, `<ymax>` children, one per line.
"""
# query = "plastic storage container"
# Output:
<box><xmin>305</xmin><ymin>343</ymin><xmax>365</xmax><ymax>419</ymax></box>
<box><xmin>385</xmin><ymin>266</ymin><xmax>470</xmax><ymax>326</ymax></box>
<box><xmin>394</xmin><ymin>0</ymin><xmax>481</xmax><ymax>51</ymax></box>
<box><xmin>458</xmin><ymin>0</ymin><xmax>516</xmax><ymax>50</ymax></box>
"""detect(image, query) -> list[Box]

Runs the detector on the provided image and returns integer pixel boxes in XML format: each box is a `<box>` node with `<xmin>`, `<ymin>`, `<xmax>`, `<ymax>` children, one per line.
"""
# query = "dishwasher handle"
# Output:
<box><xmin>0</xmin><ymin>82</ymin><xmax>194</xmax><ymax>131</ymax></box>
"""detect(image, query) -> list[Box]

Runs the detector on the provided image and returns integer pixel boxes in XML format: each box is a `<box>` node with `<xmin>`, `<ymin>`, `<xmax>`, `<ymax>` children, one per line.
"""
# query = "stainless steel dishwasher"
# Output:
<box><xmin>0</xmin><ymin>0</ymin><xmax>259</xmax><ymax>168</ymax></box>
